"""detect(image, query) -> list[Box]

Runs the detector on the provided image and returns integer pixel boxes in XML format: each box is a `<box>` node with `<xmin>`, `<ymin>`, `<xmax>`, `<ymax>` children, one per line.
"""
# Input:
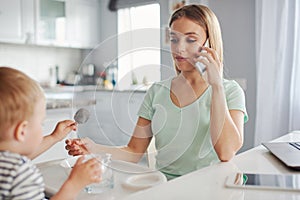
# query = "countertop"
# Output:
<box><xmin>44</xmin><ymin>85</ymin><xmax>147</xmax><ymax>109</ymax></box>
<box><xmin>38</xmin><ymin>159</ymin><xmax>167</xmax><ymax>199</ymax></box>
<box><xmin>46</xmin><ymin>98</ymin><xmax>96</xmax><ymax>109</ymax></box>
<box><xmin>122</xmin><ymin>131</ymin><xmax>300</xmax><ymax>200</ymax></box>
<box><xmin>43</xmin><ymin>85</ymin><xmax>149</xmax><ymax>93</ymax></box>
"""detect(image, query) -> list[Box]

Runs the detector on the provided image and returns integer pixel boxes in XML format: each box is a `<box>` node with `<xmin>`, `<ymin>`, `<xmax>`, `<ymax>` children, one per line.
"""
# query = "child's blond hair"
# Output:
<box><xmin>0</xmin><ymin>67</ymin><xmax>45</xmax><ymax>134</ymax></box>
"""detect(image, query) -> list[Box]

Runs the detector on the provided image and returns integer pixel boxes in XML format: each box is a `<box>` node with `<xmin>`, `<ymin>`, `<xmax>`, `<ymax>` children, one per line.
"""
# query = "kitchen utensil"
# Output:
<box><xmin>74</xmin><ymin>108</ymin><xmax>90</xmax><ymax>124</ymax></box>
<box><xmin>72</xmin><ymin>108</ymin><xmax>90</xmax><ymax>138</ymax></box>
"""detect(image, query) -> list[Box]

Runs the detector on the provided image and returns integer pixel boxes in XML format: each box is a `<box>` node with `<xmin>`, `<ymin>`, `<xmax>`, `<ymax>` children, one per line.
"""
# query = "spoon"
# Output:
<box><xmin>74</xmin><ymin>108</ymin><xmax>90</xmax><ymax>124</ymax></box>
<box><xmin>70</xmin><ymin>108</ymin><xmax>90</xmax><ymax>150</ymax></box>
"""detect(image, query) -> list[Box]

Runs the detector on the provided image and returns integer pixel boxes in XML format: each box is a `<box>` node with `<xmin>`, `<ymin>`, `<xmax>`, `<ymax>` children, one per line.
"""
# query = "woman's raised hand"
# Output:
<box><xmin>65</xmin><ymin>138</ymin><xmax>96</xmax><ymax>156</ymax></box>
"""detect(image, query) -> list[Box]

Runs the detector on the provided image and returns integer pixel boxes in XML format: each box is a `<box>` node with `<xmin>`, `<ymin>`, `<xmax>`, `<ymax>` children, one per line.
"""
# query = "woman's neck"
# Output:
<box><xmin>178</xmin><ymin>72</ymin><xmax>206</xmax><ymax>86</ymax></box>
<box><xmin>170</xmin><ymin>73</ymin><xmax>209</xmax><ymax>108</ymax></box>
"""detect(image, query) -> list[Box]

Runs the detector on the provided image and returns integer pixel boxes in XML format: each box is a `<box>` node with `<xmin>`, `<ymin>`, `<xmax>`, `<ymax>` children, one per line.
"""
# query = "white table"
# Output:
<box><xmin>37</xmin><ymin>159</ymin><xmax>166</xmax><ymax>200</ymax></box>
<box><xmin>123</xmin><ymin>131</ymin><xmax>300</xmax><ymax>200</ymax></box>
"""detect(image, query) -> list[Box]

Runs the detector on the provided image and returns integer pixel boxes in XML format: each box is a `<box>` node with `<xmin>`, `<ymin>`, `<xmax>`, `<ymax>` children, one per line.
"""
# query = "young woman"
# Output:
<box><xmin>66</xmin><ymin>4</ymin><xmax>248</xmax><ymax>180</ymax></box>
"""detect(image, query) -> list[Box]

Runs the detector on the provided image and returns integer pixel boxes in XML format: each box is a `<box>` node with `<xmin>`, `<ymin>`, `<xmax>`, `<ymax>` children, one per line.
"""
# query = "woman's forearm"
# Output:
<box><xmin>90</xmin><ymin>125</ymin><xmax>152</xmax><ymax>163</ymax></box>
<box><xmin>210</xmin><ymin>84</ymin><xmax>243</xmax><ymax>161</ymax></box>
<box><xmin>91</xmin><ymin>144</ymin><xmax>146</xmax><ymax>163</ymax></box>
<box><xmin>75</xmin><ymin>117</ymin><xmax>152</xmax><ymax>163</ymax></box>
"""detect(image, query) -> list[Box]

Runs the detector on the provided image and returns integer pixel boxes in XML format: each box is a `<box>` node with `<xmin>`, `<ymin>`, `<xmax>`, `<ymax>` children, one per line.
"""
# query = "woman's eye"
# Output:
<box><xmin>170</xmin><ymin>38</ymin><xmax>178</xmax><ymax>43</ymax></box>
<box><xmin>186</xmin><ymin>38</ymin><xmax>197</xmax><ymax>43</ymax></box>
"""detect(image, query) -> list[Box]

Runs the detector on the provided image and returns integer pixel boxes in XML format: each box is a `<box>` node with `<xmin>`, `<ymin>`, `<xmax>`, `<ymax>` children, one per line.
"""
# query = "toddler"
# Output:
<box><xmin>0</xmin><ymin>67</ymin><xmax>101</xmax><ymax>199</ymax></box>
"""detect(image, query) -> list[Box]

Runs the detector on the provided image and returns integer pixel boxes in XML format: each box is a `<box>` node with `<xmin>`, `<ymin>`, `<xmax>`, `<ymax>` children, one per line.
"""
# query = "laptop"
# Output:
<box><xmin>262</xmin><ymin>142</ymin><xmax>300</xmax><ymax>170</ymax></box>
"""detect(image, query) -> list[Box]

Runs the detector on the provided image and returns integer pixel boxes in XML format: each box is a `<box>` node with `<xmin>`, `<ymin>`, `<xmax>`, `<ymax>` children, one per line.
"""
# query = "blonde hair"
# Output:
<box><xmin>0</xmin><ymin>67</ymin><xmax>45</xmax><ymax>133</ymax></box>
<box><xmin>169</xmin><ymin>4</ymin><xmax>224</xmax><ymax>74</ymax></box>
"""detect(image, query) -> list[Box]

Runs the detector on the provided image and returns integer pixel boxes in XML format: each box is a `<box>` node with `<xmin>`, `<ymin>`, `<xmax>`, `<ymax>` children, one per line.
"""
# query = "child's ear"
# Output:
<box><xmin>14</xmin><ymin>121</ymin><xmax>28</xmax><ymax>142</ymax></box>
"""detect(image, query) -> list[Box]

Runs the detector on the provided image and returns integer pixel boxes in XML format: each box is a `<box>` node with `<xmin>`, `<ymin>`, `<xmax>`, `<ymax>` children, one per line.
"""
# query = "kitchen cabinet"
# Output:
<box><xmin>35</xmin><ymin>0</ymin><xmax>100</xmax><ymax>48</ymax></box>
<box><xmin>74</xmin><ymin>90</ymin><xmax>148</xmax><ymax>165</ymax></box>
<box><xmin>0</xmin><ymin>0</ymin><xmax>100</xmax><ymax>49</ymax></box>
<box><xmin>76</xmin><ymin>90</ymin><xmax>146</xmax><ymax>146</ymax></box>
<box><xmin>35</xmin><ymin>0</ymin><xmax>67</xmax><ymax>46</ymax></box>
<box><xmin>0</xmin><ymin>0</ymin><xmax>34</xmax><ymax>44</ymax></box>
<box><xmin>65</xmin><ymin>0</ymin><xmax>100</xmax><ymax>48</ymax></box>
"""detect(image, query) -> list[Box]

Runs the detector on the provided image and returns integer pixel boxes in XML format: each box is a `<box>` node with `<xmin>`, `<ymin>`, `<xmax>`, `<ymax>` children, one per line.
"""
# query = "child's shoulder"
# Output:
<box><xmin>0</xmin><ymin>151</ymin><xmax>31</xmax><ymax>167</ymax></box>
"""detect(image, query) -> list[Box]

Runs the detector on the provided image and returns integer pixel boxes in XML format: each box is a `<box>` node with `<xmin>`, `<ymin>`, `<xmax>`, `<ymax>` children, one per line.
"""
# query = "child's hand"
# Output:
<box><xmin>51</xmin><ymin>120</ymin><xmax>77</xmax><ymax>142</ymax></box>
<box><xmin>68</xmin><ymin>156</ymin><xmax>101</xmax><ymax>190</ymax></box>
<box><xmin>52</xmin><ymin>156</ymin><xmax>101</xmax><ymax>199</ymax></box>
<box><xmin>65</xmin><ymin>138</ymin><xmax>96</xmax><ymax>156</ymax></box>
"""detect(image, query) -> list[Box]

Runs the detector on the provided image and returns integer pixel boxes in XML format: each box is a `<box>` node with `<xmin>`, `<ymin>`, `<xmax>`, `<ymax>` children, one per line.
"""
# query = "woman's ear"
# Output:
<box><xmin>14</xmin><ymin>121</ymin><xmax>28</xmax><ymax>142</ymax></box>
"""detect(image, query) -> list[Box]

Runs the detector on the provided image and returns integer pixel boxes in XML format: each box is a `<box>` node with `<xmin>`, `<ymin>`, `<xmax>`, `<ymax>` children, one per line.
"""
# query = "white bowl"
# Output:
<box><xmin>122</xmin><ymin>173</ymin><xmax>167</xmax><ymax>191</ymax></box>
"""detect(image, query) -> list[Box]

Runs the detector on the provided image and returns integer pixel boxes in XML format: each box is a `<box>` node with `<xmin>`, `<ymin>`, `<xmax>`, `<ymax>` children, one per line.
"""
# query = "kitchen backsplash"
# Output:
<box><xmin>0</xmin><ymin>43</ymin><xmax>82</xmax><ymax>83</ymax></box>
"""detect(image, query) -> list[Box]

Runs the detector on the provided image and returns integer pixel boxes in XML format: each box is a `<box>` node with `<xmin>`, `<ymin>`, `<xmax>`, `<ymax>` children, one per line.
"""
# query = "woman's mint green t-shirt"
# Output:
<box><xmin>137</xmin><ymin>77</ymin><xmax>248</xmax><ymax>179</ymax></box>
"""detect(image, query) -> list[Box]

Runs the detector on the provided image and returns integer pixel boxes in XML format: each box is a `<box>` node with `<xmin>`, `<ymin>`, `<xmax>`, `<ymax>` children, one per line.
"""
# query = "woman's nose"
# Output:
<box><xmin>175</xmin><ymin>41</ymin><xmax>186</xmax><ymax>53</ymax></box>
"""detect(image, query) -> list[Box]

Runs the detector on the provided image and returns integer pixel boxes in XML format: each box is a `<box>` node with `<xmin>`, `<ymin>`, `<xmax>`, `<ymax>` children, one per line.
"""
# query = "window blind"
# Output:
<box><xmin>109</xmin><ymin>0</ymin><xmax>158</xmax><ymax>11</ymax></box>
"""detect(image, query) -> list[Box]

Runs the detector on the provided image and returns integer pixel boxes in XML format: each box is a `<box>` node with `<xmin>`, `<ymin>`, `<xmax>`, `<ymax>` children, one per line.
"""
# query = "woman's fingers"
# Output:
<box><xmin>67</xmin><ymin>149</ymin><xmax>83</xmax><ymax>156</ymax></box>
<box><xmin>201</xmin><ymin>47</ymin><xmax>222</xmax><ymax>68</ymax></box>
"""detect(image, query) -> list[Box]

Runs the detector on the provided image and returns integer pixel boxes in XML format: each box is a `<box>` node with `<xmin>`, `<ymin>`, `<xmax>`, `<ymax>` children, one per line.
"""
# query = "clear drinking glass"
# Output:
<box><xmin>84</xmin><ymin>153</ymin><xmax>114</xmax><ymax>194</ymax></box>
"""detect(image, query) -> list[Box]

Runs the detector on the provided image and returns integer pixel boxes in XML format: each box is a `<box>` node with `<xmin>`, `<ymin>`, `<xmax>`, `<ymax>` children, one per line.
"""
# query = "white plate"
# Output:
<box><xmin>122</xmin><ymin>173</ymin><xmax>167</xmax><ymax>191</ymax></box>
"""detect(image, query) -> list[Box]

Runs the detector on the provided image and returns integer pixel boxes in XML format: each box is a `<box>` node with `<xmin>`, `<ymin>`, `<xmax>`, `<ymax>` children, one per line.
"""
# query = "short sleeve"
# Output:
<box><xmin>137</xmin><ymin>84</ymin><xmax>156</xmax><ymax>120</ymax></box>
<box><xmin>224</xmin><ymin>80</ymin><xmax>249</xmax><ymax>123</ymax></box>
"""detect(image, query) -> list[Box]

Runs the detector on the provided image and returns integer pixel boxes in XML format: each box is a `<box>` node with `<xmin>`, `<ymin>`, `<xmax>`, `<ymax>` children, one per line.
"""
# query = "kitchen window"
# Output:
<box><xmin>117</xmin><ymin>3</ymin><xmax>161</xmax><ymax>90</ymax></box>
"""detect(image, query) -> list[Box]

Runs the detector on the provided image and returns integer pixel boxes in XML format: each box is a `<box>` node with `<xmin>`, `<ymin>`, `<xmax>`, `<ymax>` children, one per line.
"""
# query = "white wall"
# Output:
<box><xmin>208</xmin><ymin>0</ymin><xmax>256</xmax><ymax>152</ymax></box>
<box><xmin>0</xmin><ymin>43</ymin><xmax>82</xmax><ymax>83</ymax></box>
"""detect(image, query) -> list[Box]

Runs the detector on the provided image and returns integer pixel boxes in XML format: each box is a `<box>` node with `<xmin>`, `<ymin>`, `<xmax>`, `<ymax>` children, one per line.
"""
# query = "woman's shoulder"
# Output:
<box><xmin>223</xmin><ymin>79</ymin><xmax>243</xmax><ymax>91</ymax></box>
<box><xmin>149</xmin><ymin>77</ymin><xmax>173</xmax><ymax>91</ymax></box>
<box><xmin>222</xmin><ymin>79</ymin><xmax>245</xmax><ymax>99</ymax></box>
<box><xmin>154</xmin><ymin>77</ymin><xmax>173</xmax><ymax>86</ymax></box>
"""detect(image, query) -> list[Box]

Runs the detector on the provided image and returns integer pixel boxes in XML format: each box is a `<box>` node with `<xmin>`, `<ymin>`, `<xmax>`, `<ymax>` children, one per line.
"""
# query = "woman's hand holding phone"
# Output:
<box><xmin>194</xmin><ymin>40</ymin><xmax>223</xmax><ymax>87</ymax></box>
<box><xmin>195</xmin><ymin>39</ymin><xmax>210</xmax><ymax>75</ymax></box>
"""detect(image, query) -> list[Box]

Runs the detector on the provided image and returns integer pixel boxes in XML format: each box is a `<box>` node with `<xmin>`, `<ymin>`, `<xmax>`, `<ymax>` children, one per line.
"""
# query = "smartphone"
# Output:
<box><xmin>195</xmin><ymin>39</ymin><xmax>210</xmax><ymax>75</ymax></box>
<box><xmin>225</xmin><ymin>172</ymin><xmax>300</xmax><ymax>191</ymax></box>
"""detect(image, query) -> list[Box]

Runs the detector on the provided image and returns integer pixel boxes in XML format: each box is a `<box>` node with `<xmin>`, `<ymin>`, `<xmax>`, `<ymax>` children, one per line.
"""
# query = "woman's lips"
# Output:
<box><xmin>175</xmin><ymin>56</ymin><xmax>187</xmax><ymax>62</ymax></box>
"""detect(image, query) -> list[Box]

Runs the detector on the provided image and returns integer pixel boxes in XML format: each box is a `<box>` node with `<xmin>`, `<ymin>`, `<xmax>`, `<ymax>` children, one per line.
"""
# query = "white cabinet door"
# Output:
<box><xmin>21</xmin><ymin>0</ymin><xmax>35</xmax><ymax>44</ymax></box>
<box><xmin>35</xmin><ymin>0</ymin><xmax>67</xmax><ymax>46</ymax></box>
<box><xmin>66</xmin><ymin>0</ymin><xmax>100</xmax><ymax>48</ymax></box>
<box><xmin>0</xmin><ymin>0</ymin><xmax>99</xmax><ymax>48</ymax></box>
<box><xmin>77</xmin><ymin>91</ymin><xmax>126</xmax><ymax>146</ymax></box>
<box><xmin>0</xmin><ymin>0</ymin><xmax>23</xmax><ymax>43</ymax></box>
<box><xmin>112</xmin><ymin>91</ymin><xmax>146</xmax><ymax>136</ymax></box>
<box><xmin>35</xmin><ymin>0</ymin><xmax>100</xmax><ymax>48</ymax></box>
<box><xmin>76</xmin><ymin>91</ymin><xmax>145</xmax><ymax>146</ymax></box>
<box><xmin>0</xmin><ymin>0</ymin><xmax>34</xmax><ymax>44</ymax></box>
